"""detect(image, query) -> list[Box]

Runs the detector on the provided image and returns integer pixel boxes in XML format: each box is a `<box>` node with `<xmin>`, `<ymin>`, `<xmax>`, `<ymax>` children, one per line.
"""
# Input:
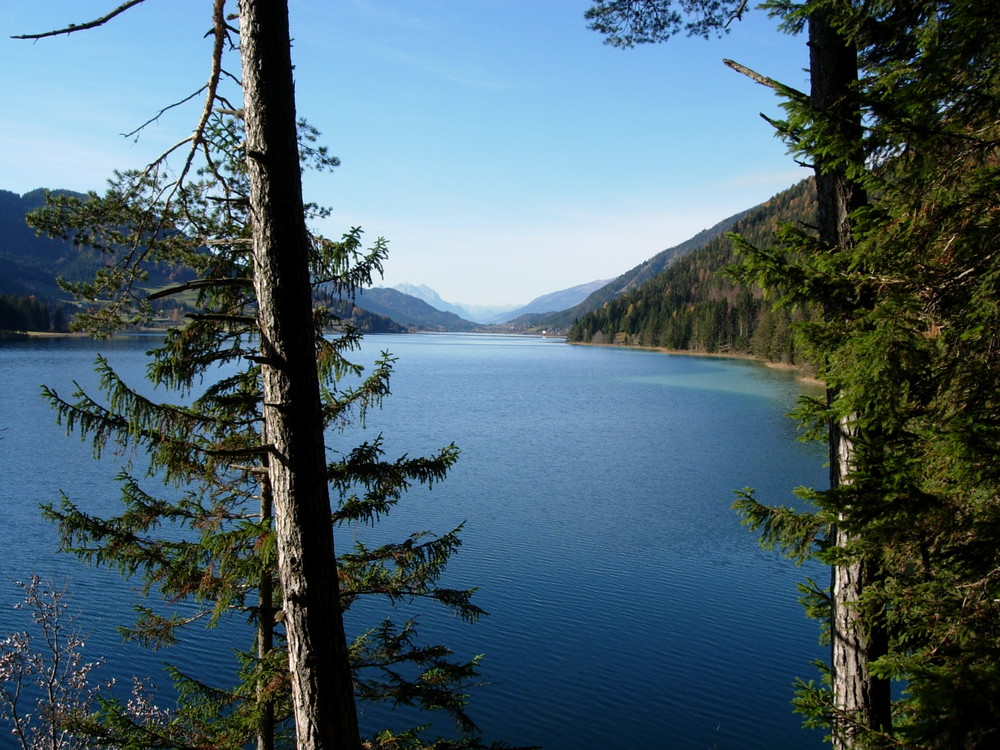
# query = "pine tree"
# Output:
<box><xmin>731</xmin><ymin>2</ymin><xmax>1000</xmax><ymax>746</ymax></box>
<box><xmin>18</xmin><ymin>3</ymin><xmax>497</xmax><ymax>748</ymax></box>
<box><xmin>583</xmin><ymin>2</ymin><xmax>889</xmax><ymax>744</ymax></box>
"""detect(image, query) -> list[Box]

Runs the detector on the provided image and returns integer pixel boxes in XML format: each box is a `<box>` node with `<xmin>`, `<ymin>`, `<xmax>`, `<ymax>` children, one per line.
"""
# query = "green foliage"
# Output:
<box><xmin>32</xmin><ymin>115</ymin><xmax>496</xmax><ymax>748</ymax></box>
<box><xmin>0</xmin><ymin>293</ymin><xmax>71</xmax><ymax>334</ymax></box>
<box><xmin>0</xmin><ymin>187</ymin><xmax>118</xmax><ymax>303</ymax></box>
<box><xmin>731</xmin><ymin>1</ymin><xmax>1000</xmax><ymax>746</ymax></box>
<box><xmin>588</xmin><ymin>1</ymin><xmax>1000</xmax><ymax>745</ymax></box>
<box><xmin>732</xmin><ymin>488</ymin><xmax>827</xmax><ymax>565</ymax></box>
<box><xmin>584</xmin><ymin>0</ymin><xmax>748</xmax><ymax>46</ymax></box>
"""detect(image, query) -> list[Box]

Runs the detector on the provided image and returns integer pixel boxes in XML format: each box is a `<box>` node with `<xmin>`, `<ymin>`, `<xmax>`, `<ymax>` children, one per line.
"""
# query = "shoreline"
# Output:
<box><xmin>25</xmin><ymin>330</ymin><xmax>89</xmax><ymax>338</ymax></box>
<box><xmin>566</xmin><ymin>339</ymin><xmax>825</xmax><ymax>388</ymax></box>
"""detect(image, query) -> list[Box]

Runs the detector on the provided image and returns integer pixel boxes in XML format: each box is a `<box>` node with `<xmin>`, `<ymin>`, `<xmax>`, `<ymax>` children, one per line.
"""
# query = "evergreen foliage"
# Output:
<box><xmin>730</xmin><ymin>2</ymin><xmax>1000</xmax><ymax>746</ymax></box>
<box><xmin>0</xmin><ymin>293</ymin><xmax>71</xmax><ymax>334</ymax></box>
<box><xmin>586</xmin><ymin>1</ymin><xmax>1000</xmax><ymax>746</ymax></box>
<box><xmin>1</xmin><ymin>187</ymin><xmax>195</xmax><ymax>303</ymax></box>
<box><xmin>29</xmin><ymin>113</ymin><xmax>499</xmax><ymax>749</ymax></box>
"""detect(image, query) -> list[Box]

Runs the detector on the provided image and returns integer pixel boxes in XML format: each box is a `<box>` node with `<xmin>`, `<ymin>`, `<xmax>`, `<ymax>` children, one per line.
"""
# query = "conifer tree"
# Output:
<box><xmin>582</xmin><ymin>2</ymin><xmax>887</xmax><ymax>745</ymax></box>
<box><xmin>18</xmin><ymin>3</ymin><xmax>497</xmax><ymax>749</ymax></box>
<box><xmin>728</xmin><ymin>2</ymin><xmax>1000</xmax><ymax>746</ymax></box>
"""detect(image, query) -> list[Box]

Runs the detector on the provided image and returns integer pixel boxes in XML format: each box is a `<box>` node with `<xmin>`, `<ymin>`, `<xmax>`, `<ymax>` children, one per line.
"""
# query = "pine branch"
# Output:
<box><xmin>204</xmin><ymin>445</ymin><xmax>274</xmax><ymax>459</ymax></box>
<box><xmin>732</xmin><ymin>488</ymin><xmax>825</xmax><ymax>564</ymax></box>
<box><xmin>726</xmin><ymin>1</ymin><xmax>750</xmax><ymax>29</ymax></box>
<box><xmin>184</xmin><ymin>312</ymin><xmax>257</xmax><ymax>325</ymax></box>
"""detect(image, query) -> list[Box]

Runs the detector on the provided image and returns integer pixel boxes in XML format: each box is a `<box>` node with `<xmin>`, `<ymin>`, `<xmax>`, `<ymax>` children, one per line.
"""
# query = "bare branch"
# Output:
<box><xmin>724</xmin><ymin>58</ymin><xmax>808</xmax><ymax>100</ymax></box>
<box><xmin>12</xmin><ymin>0</ymin><xmax>150</xmax><ymax>39</ymax></box>
<box><xmin>159</xmin><ymin>0</ymin><xmax>230</xmax><ymax>189</ymax></box>
<box><xmin>146</xmin><ymin>277</ymin><xmax>253</xmax><ymax>301</ymax></box>
<box><xmin>206</xmin><ymin>196</ymin><xmax>251</xmax><ymax>207</ymax></box>
<box><xmin>203</xmin><ymin>237</ymin><xmax>253</xmax><ymax>246</ymax></box>
<box><xmin>184</xmin><ymin>312</ymin><xmax>257</xmax><ymax>325</ymax></box>
<box><xmin>229</xmin><ymin>464</ymin><xmax>269</xmax><ymax>475</ymax></box>
<box><xmin>725</xmin><ymin>0</ymin><xmax>751</xmax><ymax>29</ymax></box>
<box><xmin>205</xmin><ymin>445</ymin><xmax>274</xmax><ymax>459</ymax></box>
<box><xmin>122</xmin><ymin>87</ymin><xmax>208</xmax><ymax>140</ymax></box>
<box><xmin>109</xmin><ymin>0</ymin><xmax>233</xmax><ymax>291</ymax></box>
<box><xmin>219</xmin><ymin>69</ymin><xmax>242</xmax><ymax>90</ymax></box>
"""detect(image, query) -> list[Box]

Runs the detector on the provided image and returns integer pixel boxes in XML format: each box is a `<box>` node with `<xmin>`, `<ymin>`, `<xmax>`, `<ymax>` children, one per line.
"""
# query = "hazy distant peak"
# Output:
<box><xmin>389</xmin><ymin>280</ymin><xmax>619</xmax><ymax>324</ymax></box>
<box><xmin>389</xmin><ymin>283</ymin><xmax>516</xmax><ymax>323</ymax></box>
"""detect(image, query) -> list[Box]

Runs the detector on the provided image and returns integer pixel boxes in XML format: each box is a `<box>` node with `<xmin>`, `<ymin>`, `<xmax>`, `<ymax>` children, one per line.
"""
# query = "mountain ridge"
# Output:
<box><xmin>0</xmin><ymin>187</ymin><xmax>196</xmax><ymax>301</ymax></box>
<box><xmin>3</xmin><ymin>183</ymin><xmax>802</xmax><ymax>339</ymax></box>
<box><xmin>565</xmin><ymin>178</ymin><xmax>816</xmax><ymax>364</ymax></box>
<box><xmin>389</xmin><ymin>278</ymin><xmax>613</xmax><ymax>325</ymax></box>
<box><xmin>531</xmin><ymin>205</ymin><xmax>754</xmax><ymax>332</ymax></box>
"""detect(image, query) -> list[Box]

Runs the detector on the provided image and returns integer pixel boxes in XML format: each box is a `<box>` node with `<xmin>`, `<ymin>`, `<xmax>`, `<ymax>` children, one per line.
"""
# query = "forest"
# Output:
<box><xmin>584</xmin><ymin>1</ymin><xmax>1000</xmax><ymax>748</ymax></box>
<box><xmin>0</xmin><ymin>293</ymin><xmax>71</xmax><ymax>336</ymax></box>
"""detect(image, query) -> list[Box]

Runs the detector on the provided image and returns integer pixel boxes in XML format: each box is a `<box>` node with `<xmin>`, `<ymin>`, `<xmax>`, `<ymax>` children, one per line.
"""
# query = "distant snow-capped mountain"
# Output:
<box><xmin>390</xmin><ymin>280</ymin><xmax>610</xmax><ymax>324</ymax></box>
<box><xmin>390</xmin><ymin>284</ymin><xmax>516</xmax><ymax>324</ymax></box>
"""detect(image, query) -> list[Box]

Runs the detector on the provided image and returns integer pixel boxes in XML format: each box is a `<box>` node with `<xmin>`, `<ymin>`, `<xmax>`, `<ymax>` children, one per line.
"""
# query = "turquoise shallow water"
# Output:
<box><xmin>0</xmin><ymin>333</ymin><xmax>827</xmax><ymax>749</ymax></box>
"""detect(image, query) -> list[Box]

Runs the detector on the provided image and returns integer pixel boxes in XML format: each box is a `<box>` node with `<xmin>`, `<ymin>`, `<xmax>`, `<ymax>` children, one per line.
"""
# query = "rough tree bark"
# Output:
<box><xmin>258</xmin><ymin>459</ymin><xmax>275</xmax><ymax>750</ymax></box>
<box><xmin>238</xmin><ymin>0</ymin><xmax>361</xmax><ymax>747</ymax></box>
<box><xmin>808</xmin><ymin>5</ymin><xmax>892</xmax><ymax>746</ymax></box>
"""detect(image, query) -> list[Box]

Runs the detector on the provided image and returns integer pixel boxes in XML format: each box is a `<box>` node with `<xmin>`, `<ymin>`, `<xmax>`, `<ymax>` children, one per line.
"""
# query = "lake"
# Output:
<box><xmin>0</xmin><ymin>332</ymin><xmax>827</xmax><ymax>749</ymax></box>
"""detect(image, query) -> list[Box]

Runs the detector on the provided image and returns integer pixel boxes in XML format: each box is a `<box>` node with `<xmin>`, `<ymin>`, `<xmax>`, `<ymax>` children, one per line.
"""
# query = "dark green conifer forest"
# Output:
<box><xmin>0</xmin><ymin>294</ymin><xmax>70</xmax><ymax>335</ymax></box>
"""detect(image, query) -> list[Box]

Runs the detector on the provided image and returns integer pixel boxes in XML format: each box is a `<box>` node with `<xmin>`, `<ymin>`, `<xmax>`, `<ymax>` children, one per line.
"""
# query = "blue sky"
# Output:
<box><xmin>3</xmin><ymin>1</ymin><xmax>811</xmax><ymax>307</ymax></box>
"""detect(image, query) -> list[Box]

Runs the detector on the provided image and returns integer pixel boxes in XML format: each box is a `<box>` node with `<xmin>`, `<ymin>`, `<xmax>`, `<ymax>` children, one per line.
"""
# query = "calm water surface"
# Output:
<box><xmin>0</xmin><ymin>333</ymin><xmax>827</xmax><ymax>749</ymax></box>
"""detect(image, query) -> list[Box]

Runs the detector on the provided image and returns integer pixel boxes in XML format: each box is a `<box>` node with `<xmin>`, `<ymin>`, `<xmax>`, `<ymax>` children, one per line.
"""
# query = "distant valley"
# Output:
<box><xmin>1</xmin><ymin>182</ymin><xmax>809</xmax><ymax>355</ymax></box>
<box><xmin>389</xmin><ymin>280</ymin><xmax>612</xmax><ymax>324</ymax></box>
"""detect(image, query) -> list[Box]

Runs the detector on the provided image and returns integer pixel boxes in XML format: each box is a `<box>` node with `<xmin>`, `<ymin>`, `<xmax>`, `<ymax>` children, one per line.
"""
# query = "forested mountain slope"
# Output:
<box><xmin>0</xmin><ymin>188</ymin><xmax>196</xmax><ymax>300</ymax></box>
<box><xmin>0</xmin><ymin>188</ymin><xmax>404</xmax><ymax>334</ymax></box>
<box><xmin>1</xmin><ymin>188</ymin><xmax>91</xmax><ymax>298</ymax></box>
<box><xmin>535</xmin><ymin>205</ymin><xmax>753</xmax><ymax>331</ymax></box>
<box><xmin>566</xmin><ymin>179</ymin><xmax>816</xmax><ymax>364</ymax></box>
<box><xmin>352</xmin><ymin>287</ymin><xmax>480</xmax><ymax>331</ymax></box>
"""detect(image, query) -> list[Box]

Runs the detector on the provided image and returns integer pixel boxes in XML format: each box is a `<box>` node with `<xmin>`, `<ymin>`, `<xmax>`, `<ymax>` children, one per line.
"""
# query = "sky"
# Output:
<box><xmin>1</xmin><ymin>1</ymin><xmax>812</xmax><ymax>307</ymax></box>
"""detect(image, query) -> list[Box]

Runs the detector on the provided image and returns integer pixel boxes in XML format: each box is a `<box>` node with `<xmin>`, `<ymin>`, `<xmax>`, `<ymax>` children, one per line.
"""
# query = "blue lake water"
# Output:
<box><xmin>0</xmin><ymin>333</ymin><xmax>827</xmax><ymax>749</ymax></box>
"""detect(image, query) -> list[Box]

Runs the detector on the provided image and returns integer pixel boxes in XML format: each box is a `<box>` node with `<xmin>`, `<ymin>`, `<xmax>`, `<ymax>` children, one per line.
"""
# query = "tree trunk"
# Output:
<box><xmin>238</xmin><ymin>1</ymin><xmax>361</xmax><ymax>747</ymax></box>
<box><xmin>808</xmin><ymin>5</ymin><xmax>891</xmax><ymax>746</ymax></box>
<box><xmin>258</xmin><ymin>461</ymin><xmax>275</xmax><ymax>750</ymax></box>
<box><xmin>828</xmin><ymin>410</ymin><xmax>891</xmax><ymax>747</ymax></box>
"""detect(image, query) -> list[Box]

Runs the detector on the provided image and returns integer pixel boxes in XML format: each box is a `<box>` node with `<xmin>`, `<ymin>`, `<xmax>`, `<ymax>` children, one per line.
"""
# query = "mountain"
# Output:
<box><xmin>391</xmin><ymin>283</ymin><xmax>517</xmax><ymax>324</ymax></box>
<box><xmin>496</xmin><ymin>278</ymin><xmax>612</xmax><ymax>322</ymax></box>
<box><xmin>5</xmin><ymin>181</ymin><xmax>813</xmax><ymax>347</ymax></box>
<box><xmin>1</xmin><ymin>187</ymin><xmax>474</xmax><ymax>332</ymax></box>
<box><xmin>532</xmin><ymin>205</ymin><xmax>754</xmax><ymax>332</ymax></box>
<box><xmin>352</xmin><ymin>287</ymin><xmax>480</xmax><ymax>331</ymax></box>
<box><xmin>0</xmin><ymin>188</ymin><xmax>195</xmax><ymax>301</ymax></box>
<box><xmin>380</xmin><ymin>201</ymin><xmax>766</xmax><ymax>333</ymax></box>
<box><xmin>391</xmin><ymin>279</ymin><xmax>612</xmax><ymax>325</ymax></box>
<box><xmin>0</xmin><ymin>188</ymin><xmax>90</xmax><ymax>298</ymax></box>
<box><xmin>565</xmin><ymin>178</ymin><xmax>817</xmax><ymax>364</ymax></box>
